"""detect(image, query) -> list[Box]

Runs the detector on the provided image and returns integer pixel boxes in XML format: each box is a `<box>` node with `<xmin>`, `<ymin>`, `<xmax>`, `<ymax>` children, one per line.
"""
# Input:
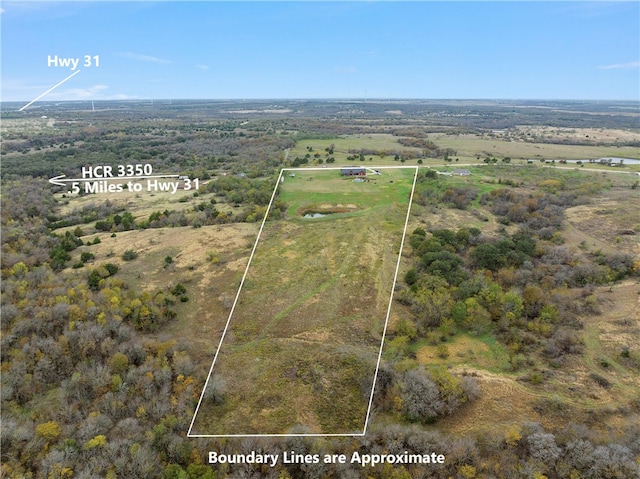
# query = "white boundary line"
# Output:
<box><xmin>19</xmin><ymin>70</ymin><xmax>81</xmax><ymax>111</ymax></box>
<box><xmin>188</xmin><ymin>165</ymin><xmax>419</xmax><ymax>437</ymax></box>
<box><xmin>187</xmin><ymin>168</ymin><xmax>284</xmax><ymax>437</ymax></box>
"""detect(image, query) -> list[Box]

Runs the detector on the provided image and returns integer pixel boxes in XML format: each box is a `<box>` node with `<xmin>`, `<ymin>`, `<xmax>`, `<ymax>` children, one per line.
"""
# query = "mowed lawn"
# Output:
<box><xmin>278</xmin><ymin>168</ymin><xmax>415</xmax><ymax>218</ymax></box>
<box><xmin>190</xmin><ymin>167</ymin><xmax>416</xmax><ymax>435</ymax></box>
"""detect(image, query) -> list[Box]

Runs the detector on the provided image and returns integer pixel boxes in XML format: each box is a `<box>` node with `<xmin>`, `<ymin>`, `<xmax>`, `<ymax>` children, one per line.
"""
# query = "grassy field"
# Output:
<box><xmin>190</xmin><ymin>167</ymin><xmax>417</xmax><ymax>435</ymax></box>
<box><xmin>290</xmin><ymin>133</ymin><xmax>640</xmax><ymax>173</ymax></box>
<box><xmin>67</xmin><ymin>223</ymin><xmax>260</xmax><ymax>363</ymax></box>
<box><xmin>430</xmin><ymin>132</ymin><xmax>640</xmax><ymax>161</ymax></box>
<box><xmin>292</xmin><ymin>134</ymin><xmax>412</xmax><ymax>159</ymax></box>
<box><xmin>54</xmin><ymin>178</ymin><xmax>238</xmax><ymax>232</ymax></box>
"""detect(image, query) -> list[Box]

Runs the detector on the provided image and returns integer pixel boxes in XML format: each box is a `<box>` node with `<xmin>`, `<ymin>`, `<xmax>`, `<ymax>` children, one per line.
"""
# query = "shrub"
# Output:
<box><xmin>436</xmin><ymin>344</ymin><xmax>450</xmax><ymax>359</ymax></box>
<box><xmin>207</xmin><ymin>250</ymin><xmax>225</xmax><ymax>264</ymax></box>
<box><xmin>104</xmin><ymin>263</ymin><xmax>118</xmax><ymax>275</ymax></box>
<box><xmin>504</xmin><ymin>424</ymin><xmax>522</xmax><ymax>446</ymax></box>
<box><xmin>401</xmin><ymin>367</ymin><xmax>443</xmax><ymax>423</ymax></box>
<box><xmin>35</xmin><ymin>421</ymin><xmax>61</xmax><ymax>441</ymax></box>
<box><xmin>544</xmin><ymin>330</ymin><xmax>583</xmax><ymax>359</ymax></box>
<box><xmin>590</xmin><ymin>373</ymin><xmax>611</xmax><ymax>389</ymax></box>
<box><xmin>122</xmin><ymin>249</ymin><xmax>138</xmax><ymax>261</ymax></box>
<box><xmin>108</xmin><ymin>352</ymin><xmax>129</xmax><ymax>374</ymax></box>
<box><xmin>172</xmin><ymin>283</ymin><xmax>187</xmax><ymax>296</ymax></box>
<box><xmin>458</xmin><ymin>465</ymin><xmax>477</xmax><ymax>479</ymax></box>
<box><xmin>84</xmin><ymin>435</ymin><xmax>107</xmax><ymax>449</ymax></box>
<box><xmin>80</xmin><ymin>252</ymin><xmax>95</xmax><ymax>262</ymax></box>
<box><xmin>204</xmin><ymin>375</ymin><xmax>227</xmax><ymax>404</ymax></box>
<box><xmin>527</xmin><ymin>432</ymin><xmax>561</xmax><ymax>463</ymax></box>
<box><xmin>88</xmin><ymin>270</ymin><xmax>103</xmax><ymax>290</ymax></box>
<box><xmin>530</xmin><ymin>371</ymin><xmax>544</xmax><ymax>385</ymax></box>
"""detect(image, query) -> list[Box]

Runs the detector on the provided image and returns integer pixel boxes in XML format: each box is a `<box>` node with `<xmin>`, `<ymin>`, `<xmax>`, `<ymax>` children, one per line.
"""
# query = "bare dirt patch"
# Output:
<box><xmin>513</xmin><ymin>126</ymin><xmax>640</xmax><ymax>145</ymax></box>
<box><xmin>564</xmin><ymin>190</ymin><xmax>640</xmax><ymax>254</ymax></box>
<box><xmin>409</xmin><ymin>206</ymin><xmax>510</xmax><ymax>238</ymax></box>
<box><xmin>436</xmin><ymin>368</ymin><xmax>552</xmax><ymax>435</ymax></box>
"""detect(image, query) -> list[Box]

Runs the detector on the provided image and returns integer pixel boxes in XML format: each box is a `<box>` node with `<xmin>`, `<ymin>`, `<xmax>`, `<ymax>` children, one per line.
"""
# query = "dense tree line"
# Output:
<box><xmin>396</xmin><ymin>178</ymin><xmax>637</xmax><ymax>369</ymax></box>
<box><xmin>205</xmin><ymin>176</ymin><xmax>274</xmax><ymax>206</ymax></box>
<box><xmin>2</xmin><ymin>119</ymin><xmax>293</xmax><ymax>178</ymax></box>
<box><xmin>1</xmin><ymin>179</ymin><xmax>199</xmax><ymax>477</ymax></box>
<box><xmin>345</xmin><ymin>145</ymin><xmax>458</xmax><ymax>161</ymax></box>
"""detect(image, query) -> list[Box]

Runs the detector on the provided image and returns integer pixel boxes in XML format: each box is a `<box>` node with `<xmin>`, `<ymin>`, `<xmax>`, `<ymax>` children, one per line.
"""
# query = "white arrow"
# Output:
<box><xmin>48</xmin><ymin>174</ymin><xmax>181</xmax><ymax>186</ymax></box>
<box><xmin>49</xmin><ymin>174</ymin><xmax>68</xmax><ymax>186</ymax></box>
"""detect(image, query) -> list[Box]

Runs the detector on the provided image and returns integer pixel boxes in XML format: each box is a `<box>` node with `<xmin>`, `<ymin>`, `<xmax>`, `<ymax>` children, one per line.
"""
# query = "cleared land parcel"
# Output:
<box><xmin>190</xmin><ymin>167</ymin><xmax>417</xmax><ymax>435</ymax></box>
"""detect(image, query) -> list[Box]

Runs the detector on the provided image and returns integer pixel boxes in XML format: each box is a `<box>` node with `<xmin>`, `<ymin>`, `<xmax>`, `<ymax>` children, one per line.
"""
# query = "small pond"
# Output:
<box><xmin>299</xmin><ymin>204</ymin><xmax>360</xmax><ymax>219</ymax></box>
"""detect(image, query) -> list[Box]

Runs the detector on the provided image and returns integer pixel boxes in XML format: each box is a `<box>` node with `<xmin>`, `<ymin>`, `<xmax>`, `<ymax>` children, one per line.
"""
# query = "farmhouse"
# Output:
<box><xmin>341</xmin><ymin>167</ymin><xmax>366</xmax><ymax>177</ymax></box>
<box><xmin>453</xmin><ymin>169</ymin><xmax>471</xmax><ymax>176</ymax></box>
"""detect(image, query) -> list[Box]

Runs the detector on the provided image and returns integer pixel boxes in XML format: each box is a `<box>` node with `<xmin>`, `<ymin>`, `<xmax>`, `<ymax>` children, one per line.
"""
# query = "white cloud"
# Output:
<box><xmin>109</xmin><ymin>93</ymin><xmax>139</xmax><ymax>100</ymax></box>
<box><xmin>49</xmin><ymin>84</ymin><xmax>108</xmax><ymax>100</ymax></box>
<box><xmin>598</xmin><ymin>61</ymin><xmax>640</xmax><ymax>70</ymax></box>
<box><xmin>2</xmin><ymin>78</ymin><xmax>138</xmax><ymax>103</ymax></box>
<box><xmin>117</xmin><ymin>52</ymin><xmax>171</xmax><ymax>64</ymax></box>
<box><xmin>195</xmin><ymin>64</ymin><xmax>210</xmax><ymax>71</ymax></box>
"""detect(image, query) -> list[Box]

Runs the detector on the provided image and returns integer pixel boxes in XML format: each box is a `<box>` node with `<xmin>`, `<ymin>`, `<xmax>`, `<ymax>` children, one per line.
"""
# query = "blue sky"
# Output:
<box><xmin>2</xmin><ymin>1</ymin><xmax>639</xmax><ymax>101</ymax></box>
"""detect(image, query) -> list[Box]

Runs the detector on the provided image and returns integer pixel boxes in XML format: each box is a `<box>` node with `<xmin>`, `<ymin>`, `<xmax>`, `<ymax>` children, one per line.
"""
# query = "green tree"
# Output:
<box><xmin>404</xmin><ymin>268</ymin><xmax>418</xmax><ymax>286</ymax></box>
<box><xmin>471</xmin><ymin>243</ymin><xmax>507</xmax><ymax>271</ymax></box>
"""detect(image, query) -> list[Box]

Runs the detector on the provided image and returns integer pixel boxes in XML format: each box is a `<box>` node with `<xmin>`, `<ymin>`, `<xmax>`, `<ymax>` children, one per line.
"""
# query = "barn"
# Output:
<box><xmin>340</xmin><ymin>167</ymin><xmax>366</xmax><ymax>177</ymax></box>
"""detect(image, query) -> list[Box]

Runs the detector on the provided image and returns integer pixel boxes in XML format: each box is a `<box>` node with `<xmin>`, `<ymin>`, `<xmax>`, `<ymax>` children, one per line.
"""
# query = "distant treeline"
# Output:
<box><xmin>347</xmin><ymin>145</ymin><xmax>457</xmax><ymax>160</ymax></box>
<box><xmin>1</xmin><ymin>120</ymin><xmax>294</xmax><ymax>178</ymax></box>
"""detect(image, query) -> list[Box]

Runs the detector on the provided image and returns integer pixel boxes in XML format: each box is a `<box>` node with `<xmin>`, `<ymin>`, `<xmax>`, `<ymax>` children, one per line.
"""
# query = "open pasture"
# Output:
<box><xmin>190</xmin><ymin>168</ymin><xmax>416</xmax><ymax>435</ymax></box>
<box><xmin>429</xmin><ymin>132</ymin><xmax>640</xmax><ymax>161</ymax></box>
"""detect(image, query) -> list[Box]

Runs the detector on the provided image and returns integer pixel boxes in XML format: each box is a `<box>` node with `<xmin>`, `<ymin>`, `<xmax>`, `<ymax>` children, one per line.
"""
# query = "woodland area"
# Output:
<box><xmin>1</xmin><ymin>100</ymin><xmax>639</xmax><ymax>478</ymax></box>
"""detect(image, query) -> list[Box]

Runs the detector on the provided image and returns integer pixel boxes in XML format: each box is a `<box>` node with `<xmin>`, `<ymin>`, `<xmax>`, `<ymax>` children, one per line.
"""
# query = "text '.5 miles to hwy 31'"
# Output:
<box><xmin>49</xmin><ymin>164</ymin><xmax>200</xmax><ymax>195</ymax></box>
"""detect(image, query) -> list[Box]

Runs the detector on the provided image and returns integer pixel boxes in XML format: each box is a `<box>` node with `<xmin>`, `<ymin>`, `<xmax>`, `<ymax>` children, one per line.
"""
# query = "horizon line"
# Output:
<box><xmin>2</xmin><ymin>97</ymin><xmax>639</xmax><ymax>105</ymax></box>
